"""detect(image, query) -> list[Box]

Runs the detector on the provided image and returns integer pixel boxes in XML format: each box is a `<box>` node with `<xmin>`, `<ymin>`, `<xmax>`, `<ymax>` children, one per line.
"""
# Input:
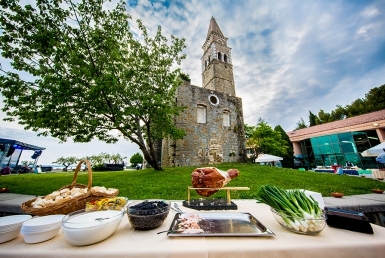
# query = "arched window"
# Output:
<box><xmin>197</xmin><ymin>105</ymin><xmax>206</xmax><ymax>124</ymax></box>
<box><xmin>224</xmin><ymin>54</ymin><xmax>227</xmax><ymax>63</ymax></box>
<box><xmin>218</xmin><ymin>52</ymin><xmax>222</xmax><ymax>61</ymax></box>
<box><xmin>223</xmin><ymin>111</ymin><xmax>230</xmax><ymax>126</ymax></box>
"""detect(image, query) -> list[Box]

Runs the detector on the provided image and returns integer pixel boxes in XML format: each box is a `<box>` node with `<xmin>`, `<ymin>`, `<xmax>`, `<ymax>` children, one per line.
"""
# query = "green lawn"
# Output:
<box><xmin>1</xmin><ymin>163</ymin><xmax>384</xmax><ymax>200</ymax></box>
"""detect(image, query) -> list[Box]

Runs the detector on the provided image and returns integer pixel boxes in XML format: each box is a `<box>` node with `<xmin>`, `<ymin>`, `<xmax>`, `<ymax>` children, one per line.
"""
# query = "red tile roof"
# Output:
<box><xmin>287</xmin><ymin>109</ymin><xmax>385</xmax><ymax>140</ymax></box>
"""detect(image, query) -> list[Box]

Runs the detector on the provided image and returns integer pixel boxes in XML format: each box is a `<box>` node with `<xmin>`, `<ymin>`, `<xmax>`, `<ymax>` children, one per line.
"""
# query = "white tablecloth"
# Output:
<box><xmin>1</xmin><ymin>200</ymin><xmax>385</xmax><ymax>258</ymax></box>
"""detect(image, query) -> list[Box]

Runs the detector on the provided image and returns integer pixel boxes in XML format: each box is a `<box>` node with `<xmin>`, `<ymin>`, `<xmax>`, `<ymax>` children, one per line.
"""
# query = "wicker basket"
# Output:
<box><xmin>21</xmin><ymin>159</ymin><xmax>119</xmax><ymax>216</ymax></box>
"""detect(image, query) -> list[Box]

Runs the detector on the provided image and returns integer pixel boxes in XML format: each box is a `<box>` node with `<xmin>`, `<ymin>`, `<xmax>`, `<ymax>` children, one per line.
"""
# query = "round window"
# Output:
<box><xmin>209</xmin><ymin>94</ymin><xmax>219</xmax><ymax>106</ymax></box>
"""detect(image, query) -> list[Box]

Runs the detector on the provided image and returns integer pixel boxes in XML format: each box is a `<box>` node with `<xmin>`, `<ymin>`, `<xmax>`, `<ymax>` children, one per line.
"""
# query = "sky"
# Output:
<box><xmin>1</xmin><ymin>0</ymin><xmax>385</xmax><ymax>165</ymax></box>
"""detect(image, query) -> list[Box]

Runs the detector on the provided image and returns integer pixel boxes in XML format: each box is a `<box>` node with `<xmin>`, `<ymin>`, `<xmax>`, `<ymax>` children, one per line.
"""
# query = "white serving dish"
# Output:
<box><xmin>20</xmin><ymin>214</ymin><xmax>64</xmax><ymax>244</ymax></box>
<box><xmin>62</xmin><ymin>209</ymin><xmax>124</xmax><ymax>246</ymax></box>
<box><xmin>0</xmin><ymin>214</ymin><xmax>32</xmax><ymax>243</ymax></box>
<box><xmin>0</xmin><ymin>228</ymin><xmax>21</xmax><ymax>244</ymax></box>
<box><xmin>23</xmin><ymin>227</ymin><xmax>61</xmax><ymax>244</ymax></box>
<box><xmin>21</xmin><ymin>214</ymin><xmax>64</xmax><ymax>231</ymax></box>
<box><xmin>0</xmin><ymin>215</ymin><xmax>32</xmax><ymax>230</ymax></box>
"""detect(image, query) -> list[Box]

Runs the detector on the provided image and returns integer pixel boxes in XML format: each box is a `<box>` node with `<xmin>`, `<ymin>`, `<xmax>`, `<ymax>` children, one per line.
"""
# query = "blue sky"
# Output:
<box><xmin>1</xmin><ymin>0</ymin><xmax>385</xmax><ymax>164</ymax></box>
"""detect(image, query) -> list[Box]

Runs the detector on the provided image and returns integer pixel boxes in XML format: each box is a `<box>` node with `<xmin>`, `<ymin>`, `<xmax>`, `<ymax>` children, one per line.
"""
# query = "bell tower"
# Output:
<box><xmin>201</xmin><ymin>17</ymin><xmax>236</xmax><ymax>96</ymax></box>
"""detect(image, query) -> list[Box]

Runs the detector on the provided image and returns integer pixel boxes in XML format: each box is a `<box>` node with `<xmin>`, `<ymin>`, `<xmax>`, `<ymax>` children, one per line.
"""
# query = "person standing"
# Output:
<box><xmin>346</xmin><ymin>161</ymin><xmax>354</xmax><ymax>167</ymax></box>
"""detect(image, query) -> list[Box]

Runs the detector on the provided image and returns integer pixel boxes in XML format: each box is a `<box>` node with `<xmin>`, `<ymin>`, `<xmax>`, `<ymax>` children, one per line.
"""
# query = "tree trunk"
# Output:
<box><xmin>139</xmin><ymin>145</ymin><xmax>162</xmax><ymax>171</ymax></box>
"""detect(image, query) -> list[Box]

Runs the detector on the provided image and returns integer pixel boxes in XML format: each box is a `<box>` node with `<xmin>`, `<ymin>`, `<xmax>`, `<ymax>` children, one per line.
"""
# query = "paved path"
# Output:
<box><xmin>1</xmin><ymin>192</ymin><xmax>385</xmax><ymax>215</ymax></box>
<box><xmin>0</xmin><ymin>193</ymin><xmax>39</xmax><ymax>214</ymax></box>
<box><xmin>323</xmin><ymin>192</ymin><xmax>385</xmax><ymax>213</ymax></box>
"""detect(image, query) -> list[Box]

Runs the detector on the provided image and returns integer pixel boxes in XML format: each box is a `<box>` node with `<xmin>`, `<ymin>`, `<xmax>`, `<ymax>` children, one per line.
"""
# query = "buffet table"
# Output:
<box><xmin>1</xmin><ymin>200</ymin><xmax>385</xmax><ymax>258</ymax></box>
<box><xmin>314</xmin><ymin>168</ymin><xmax>359</xmax><ymax>175</ymax></box>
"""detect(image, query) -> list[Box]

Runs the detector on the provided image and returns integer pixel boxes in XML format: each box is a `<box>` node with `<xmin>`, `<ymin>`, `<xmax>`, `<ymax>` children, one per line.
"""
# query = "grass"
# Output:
<box><xmin>1</xmin><ymin>163</ymin><xmax>384</xmax><ymax>200</ymax></box>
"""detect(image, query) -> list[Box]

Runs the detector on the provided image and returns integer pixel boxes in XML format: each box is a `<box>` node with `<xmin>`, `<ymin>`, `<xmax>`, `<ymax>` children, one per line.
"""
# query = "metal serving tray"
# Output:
<box><xmin>167</xmin><ymin>212</ymin><xmax>275</xmax><ymax>237</ymax></box>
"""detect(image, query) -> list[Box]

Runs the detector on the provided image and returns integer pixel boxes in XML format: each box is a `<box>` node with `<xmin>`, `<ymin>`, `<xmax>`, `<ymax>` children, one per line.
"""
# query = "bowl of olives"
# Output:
<box><xmin>126</xmin><ymin>200</ymin><xmax>170</xmax><ymax>230</ymax></box>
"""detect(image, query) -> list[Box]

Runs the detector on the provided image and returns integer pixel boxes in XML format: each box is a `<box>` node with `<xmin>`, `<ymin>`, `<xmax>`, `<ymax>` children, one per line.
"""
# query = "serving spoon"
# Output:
<box><xmin>156</xmin><ymin>230</ymin><xmax>179</xmax><ymax>234</ymax></box>
<box><xmin>173</xmin><ymin>203</ymin><xmax>183</xmax><ymax>213</ymax></box>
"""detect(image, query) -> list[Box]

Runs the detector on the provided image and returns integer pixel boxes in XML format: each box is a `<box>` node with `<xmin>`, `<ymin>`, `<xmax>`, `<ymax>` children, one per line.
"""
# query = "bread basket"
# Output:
<box><xmin>21</xmin><ymin>159</ymin><xmax>119</xmax><ymax>216</ymax></box>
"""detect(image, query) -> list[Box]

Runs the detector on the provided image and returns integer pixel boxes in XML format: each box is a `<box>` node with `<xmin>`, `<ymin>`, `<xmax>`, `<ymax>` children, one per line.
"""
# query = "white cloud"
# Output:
<box><xmin>1</xmin><ymin>0</ymin><xmax>385</xmax><ymax>164</ymax></box>
<box><xmin>361</xmin><ymin>6</ymin><xmax>381</xmax><ymax>18</ymax></box>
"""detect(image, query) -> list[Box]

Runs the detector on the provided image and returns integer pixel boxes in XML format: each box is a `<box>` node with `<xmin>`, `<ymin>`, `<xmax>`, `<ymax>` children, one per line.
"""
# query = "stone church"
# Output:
<box><xmin>160</xmin><ymin>17</ymin><xmax>247</xmax><ymax>167</ymax></box>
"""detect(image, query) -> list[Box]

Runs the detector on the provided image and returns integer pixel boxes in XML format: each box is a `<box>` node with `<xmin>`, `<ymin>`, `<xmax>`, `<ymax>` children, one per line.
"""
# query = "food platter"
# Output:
<box><xmin>167</xmin><ymin>212</ymin><xmax>275</xmax><ymax>237</ymax></box>
<box><xmin>0</xmin><ymin>188</ymin><xmax>10</xmax><ymax>193</ymax></box>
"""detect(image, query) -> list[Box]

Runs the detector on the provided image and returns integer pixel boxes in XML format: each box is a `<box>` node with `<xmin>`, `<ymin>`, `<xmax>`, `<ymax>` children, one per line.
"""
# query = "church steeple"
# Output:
<box><xmin>206</xmin><ymin>16</ymin><xmax>225</xmax><ymax>39</ymax></box>
<box><xmin>201</xmin><ymin>17</ymin><xmax>235</xmax><ymax>96</ymax></box>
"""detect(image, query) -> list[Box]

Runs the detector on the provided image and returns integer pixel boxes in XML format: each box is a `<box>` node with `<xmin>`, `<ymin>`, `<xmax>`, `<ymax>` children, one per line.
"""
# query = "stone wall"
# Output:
<box><xmin>202</xmin><ymin>60</ymin><xmax>235</xmax><ymax>96</ymax></box>
<box><xmin>161</xmin><ymin>81</ymin><xmax>246</xmax><ymax>167</ymax></box>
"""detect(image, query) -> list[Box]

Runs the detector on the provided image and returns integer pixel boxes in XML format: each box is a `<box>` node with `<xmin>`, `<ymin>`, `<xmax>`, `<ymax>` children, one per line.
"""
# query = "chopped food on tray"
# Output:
<box><xmin>176</xmin><ymin>214</ymin><xmax>204</xmax><ymax>234</ymax></box>
<box><xmin>85</xmin><ymin>197</ymin><xmax>128</xmax><ymax>211</ymax></box>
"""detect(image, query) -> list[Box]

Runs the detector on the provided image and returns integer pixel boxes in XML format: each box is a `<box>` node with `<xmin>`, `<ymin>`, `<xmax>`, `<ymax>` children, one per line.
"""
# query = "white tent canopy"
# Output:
<box><xmin>255</xmin><ymin>154</ymin><xmax>283</xmax><ymax>162</ymax></box>
<box><xmin>361</xmin><ymin>142</ymin><xmax>385</xmax><ymax>157</ymax></box>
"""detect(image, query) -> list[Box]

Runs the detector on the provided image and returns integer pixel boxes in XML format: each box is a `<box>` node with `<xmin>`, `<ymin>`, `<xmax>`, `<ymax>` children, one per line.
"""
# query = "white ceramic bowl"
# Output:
<box><xmin>0</xmin><ymin>215</ymin><xmax>32</xmax><ymax>231</ymax></box>
<box><xmin>21</xmin><ymin>214</ymin><xmax>64</xmax><ymax>232</ymax></box>
<box><xmin>0</xmin><ymin>214</ymin><xmax>32</xmax><ymax>243</ymax></box>
<box><xmin>0</xmin><ymin>228</ymin><xmax>21</xmax><ymax>244</ymax></box>
<box><xmin>62</xmin><ymin>209</ymin><xmax>124</xmax><ymax>246</ymax></box>
<box><xmin>23</xmin><ymin>227</ymin><xmax>61</xmax><ymax>244</ymax></box>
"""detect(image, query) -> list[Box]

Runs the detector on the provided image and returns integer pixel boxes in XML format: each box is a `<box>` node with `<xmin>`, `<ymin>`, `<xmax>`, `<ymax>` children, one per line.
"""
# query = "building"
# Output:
<box><xmin>160</xmin><ymin>17</ymin><xmax>247</xmax><ymax>167</ymax></box>
<box><xmin>287</xmin><ymin>109</ymin><xmax>385</xmax><ymax>169</ymax></box>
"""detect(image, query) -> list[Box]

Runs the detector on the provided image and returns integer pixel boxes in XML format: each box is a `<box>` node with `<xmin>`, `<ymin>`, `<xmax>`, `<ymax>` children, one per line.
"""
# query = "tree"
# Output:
<box><xmin>294</xmin><ymin>117</ymin><xmax>307</xmax><ymax>130</ymax></box>
<box><xmin>100</xmin><ymin>153</ymin><xmax>112</xmax><ymax>164</ymax></box>
<box><xmin>110</xmin><ymin>153</ymin><xmax>126</xmax><ymax>164</ymax></box>
<box><xmin>274</xmin><ymin>125</ymin><xmax>294</xmax><ymax>168</ymax></box>
<box><xmin>363</xmin><ymin>84</ymin><xmax>385</xmax><ymax>112</ymax></box>
<box><xmin>0</xmin><ymin>0</ymin><xmax>186</xmax><ymax>171</ymax></box>
<box><xmin>346</xmin><ymin>84</ymin><xmax>385</xmax><ymax>116</ymax></box>
<box><xmin>20</xmin><ymin>161</ymin><xmax>34</xmax><ymax>166</ymax></box>
<box><xmin>317</xmin><ymin>110</ymin><xmax>331</xmax><ymax>124</ymax></box>
<box><xmin>247</xmin><ymin>120</ymin><xmax>288</xmax><ymax>163</ymax></box>
<box><xmin>84</xmin><ymin>153</ymin><xmax>108</xmax><ymax>167</ymax></box>
<box><xmin>52</xmin><ymin>156</ymin><xmax>78</xmax><ymax>171</ymax></box>
<box><xmin>345</xmin><ymin>98</ymin><xmax>366</xmax><ymax>117</ymax></box>
<box><xmin>179</xmin><ymin>72</ymin><xmax>191</xmax><ymax>82</ymax></box>
<box><xmin>309</xmin><ymin>111</ymin><xmax>317</xmax><ymax>126</ymax></box>
<box><xmin>244</xmin><ymin>124</ymin><xmax>255</xmax><ymax>140</ymax></box>
<box><xmin>329</xmin><ymin>105</ymin><xmax>346</xmax><ymax>121</ymax></box>
<box><xmin>130</xmin><ymin>152</ymin><xmax>143</xmax><ymax>166</ymax></box>
<box><xmin>299</xmin><ymin>84</ymin><xmax>385</xmax><ymax>126</ymax></box>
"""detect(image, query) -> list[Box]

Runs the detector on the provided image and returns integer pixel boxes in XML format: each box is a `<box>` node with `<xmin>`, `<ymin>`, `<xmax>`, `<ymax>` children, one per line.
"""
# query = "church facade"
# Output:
<box><xmin>160</xmin><ymin>17</ymin><xmax>247</xmax><ymax>167</ymax></box>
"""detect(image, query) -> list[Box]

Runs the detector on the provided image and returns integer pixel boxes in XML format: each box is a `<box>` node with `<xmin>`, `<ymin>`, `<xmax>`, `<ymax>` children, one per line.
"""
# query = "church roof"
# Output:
<box><xmin>206</xmin><ymin>17</ymin><xmax>224</xmax><ymax>39</ymax></box>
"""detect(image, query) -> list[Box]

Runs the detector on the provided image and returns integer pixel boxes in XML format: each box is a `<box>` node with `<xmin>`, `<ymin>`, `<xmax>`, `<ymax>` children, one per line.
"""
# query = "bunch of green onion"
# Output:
<box><xmin>255</xmin><ymin>185</ymin><xmax>324</xmax><ymax>233</ymax></box>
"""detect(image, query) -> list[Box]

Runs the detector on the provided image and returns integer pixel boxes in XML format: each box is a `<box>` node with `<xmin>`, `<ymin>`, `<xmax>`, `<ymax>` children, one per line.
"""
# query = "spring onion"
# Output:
<box><xmin>255</xmin><ymin>185</ymin><xmax>324</xmax><ymax>233</ymax></box>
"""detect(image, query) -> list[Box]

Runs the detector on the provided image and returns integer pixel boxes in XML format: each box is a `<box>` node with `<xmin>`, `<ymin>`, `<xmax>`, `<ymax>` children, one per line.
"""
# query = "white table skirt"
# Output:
<box><xmin>1</xmin><ymin>200</ymin><xmax>385</xmax><ymax>258</ymax></box>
